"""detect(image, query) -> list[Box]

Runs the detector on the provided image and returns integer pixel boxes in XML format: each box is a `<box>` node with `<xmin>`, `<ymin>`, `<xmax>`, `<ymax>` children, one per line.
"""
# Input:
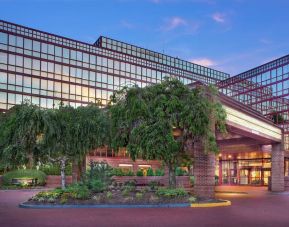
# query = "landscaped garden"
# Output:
<box><xmin>23</xmin><ymin>161</ymin><xmax>196</xmax><ymax>206</ymax></box>
<box><xmin>0</xmin><ymin>78</ymin><xmax>228</xmax><ymax>205</ymax></box>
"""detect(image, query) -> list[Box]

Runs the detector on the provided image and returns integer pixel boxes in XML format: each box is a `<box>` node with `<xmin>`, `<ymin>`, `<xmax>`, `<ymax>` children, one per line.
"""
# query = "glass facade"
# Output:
<box><xmin>0</xmin><ymin>20</ymin><xmax>229</xmax><ymax>111</ymax></box>
<box><xmin>218</xmin><ymin>55</ymin><xmax>289</xmax><ymax>150</ymax></box>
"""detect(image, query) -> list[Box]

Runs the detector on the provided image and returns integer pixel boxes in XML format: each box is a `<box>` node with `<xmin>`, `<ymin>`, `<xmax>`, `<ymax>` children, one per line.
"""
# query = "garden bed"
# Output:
<box><xmin>23</xmin><ymin>189</ymin><xmax>192</xmax><ymax>206</ymax></box>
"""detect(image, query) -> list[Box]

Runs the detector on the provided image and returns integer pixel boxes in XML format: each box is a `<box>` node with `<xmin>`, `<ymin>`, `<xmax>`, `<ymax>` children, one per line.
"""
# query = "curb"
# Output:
<box><xmin>19</xmin><ymin>202</ymin><xmax>191</xmax><ymax>209</ymax></box>
<box><xmin>190</xmin><ymin>200</ymin><xmax>231</xmax><ymax>208</ymax></box>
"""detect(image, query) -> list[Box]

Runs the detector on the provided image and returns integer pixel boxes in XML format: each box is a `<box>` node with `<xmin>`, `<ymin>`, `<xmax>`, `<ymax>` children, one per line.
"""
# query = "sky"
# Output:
<box><xmin>1</xmin><ymin>0</ymin><xmax>289</xmax><ymax>76</ymax></box>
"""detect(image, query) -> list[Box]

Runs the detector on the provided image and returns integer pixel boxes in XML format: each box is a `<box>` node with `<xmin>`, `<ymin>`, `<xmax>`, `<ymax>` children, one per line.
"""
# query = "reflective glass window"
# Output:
<box><xmin>0</xmin><ymin>52</ymin><xmax>7</xmax><ymax>64</ymax></box>
<box><xmin>0</xmin><ymin>32</ymin><xmax>8</xmax><ymax>44</ymax></box>
<box><xmin>0</xmin><ymin>92</ymin><xmax>7</xmax><ymax>103</ymax></box>
<box><xmin>24</xmin><ymin>38</ymin><xmax>32</xmax><ymax>50</ymax></box>
<box><xmin>9</xmin><ymin>35</ymin><xmax>16</xmax><ymax>46</ymax></box>
<box><xmin>33</xmin><ymin>40</ymin><xmax>41</xmax><ymax>52</ymax></box>
<box><xmin>16</xmin><ymin>36</ymin><xmax>23</xmax><ymax>48</ymax></box>
<box><xmin>24</xmin><ymin>77</ymin><xmax>31</xmax><ymax>87</ymax></box>
<box><xmin>0</xmin><ymin>72</ymin><xmax>7</xmax><ymax>83</ymax></box>
<box><xmin>15</xmin><ymin>75</ymin><xmax>22</xmax><ymax>86</ymax></box>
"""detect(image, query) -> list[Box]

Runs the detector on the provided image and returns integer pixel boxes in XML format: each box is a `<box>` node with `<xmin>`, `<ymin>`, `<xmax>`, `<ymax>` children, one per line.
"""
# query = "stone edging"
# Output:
<box><xmin>19</xmin><ymin>202</ymin><xmax>191</xmax><ymax>209</ymax></box>
<box><xmin>190</xmin><ymin>200</ymin><xmax>231</xmax><ymax>208</ymax></box>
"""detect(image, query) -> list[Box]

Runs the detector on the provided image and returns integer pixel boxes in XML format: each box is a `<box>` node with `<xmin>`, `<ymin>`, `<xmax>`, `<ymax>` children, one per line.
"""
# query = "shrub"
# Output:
<box><xmin>89</xmin><ymin>179</ymin><xmax>106</xmax><ymax>193</ymax></box>
<box><xmin>156</xmin><ymin>188</ymin><xmax>187</xmax><ymax>197</ymax></box>
<box><xmin>65</xmin><ymin>184</ymin><xmax>90</xmax><ymax>200</ymax></box>
<box><xmin>111</xmin><ymin>168</ymin><xmax>134</xmax><ymax>176</ymax></box>
<box><xmin>189</xmin><ymin>176</ymin><xmax>194</xmax><ymax>186</ymax></box>
<box><xmin>2</xmin><ymin>169</ymin><xmax>46</xmax><ymax>186</ymax></box>
<box><xmin>39</xmin><ymin>163</ymin><xmax>72</xmax><ymax>175</ymax></box>
<box><xmin>146</xmin><ymin>168</ymin><xmax>154</xmax><ymax>176</ymax></box>
<box><xmin>124</xmin><ymin>180</ymin><xmax>136</xmax><ymax>187</ymax></box>
<box><xmin>136</xmin><ymin>169</ymin><xmax>144</xmax><ymax>176</ymax></box>
<box><xmin>135</xmin><ymin>192</ymin><xmax>143</xmax><ymax>200</ymax></box>
<box><xmin>86</xmin><ymin>161</ymin><xmax>112</xmax><ymax>191</ymax></box>
<box><xmin>155</xmin><ymin>168</ymin><xmax>165</xmax><ymax>176</ymax></box>
<box><xmin>111</xmin><ymin>168</ymin><xmax>125</xmax><ymax>176</ymax></box>
<box><xmin>175</xmin><ymin>167</ymin><xmax>188</xmax><ymax>176</ymax></box>
<box><xmin>106</xmin><ymin>191</ymin><xmax>113</xmax><ymax>199</ymax></box>
<box><xmin>148</xmin><ymin>181</ymin><xmax>161</xmax><ymax>191</ymax></box>
<box><xmin>188</xmin><ymin>196</ymin><xmax>197</xmax><ymax>203</ymax></box>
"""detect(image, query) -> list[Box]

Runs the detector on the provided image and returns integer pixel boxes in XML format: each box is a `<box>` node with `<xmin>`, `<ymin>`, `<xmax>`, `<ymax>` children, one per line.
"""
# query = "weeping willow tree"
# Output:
<box><xmin>42</xmin><ymin>104</ymin><xmax>109</xmax><ymax>189</ymax></box>
<box><xmin>110</xmin><ymin>78</ymin><xmax>226</xmax><ymax>188</ymax></box>
<box><xmin>0</xmin><ymin>101</ymin><xmax>46</xmax><ymax>170</ymax></box>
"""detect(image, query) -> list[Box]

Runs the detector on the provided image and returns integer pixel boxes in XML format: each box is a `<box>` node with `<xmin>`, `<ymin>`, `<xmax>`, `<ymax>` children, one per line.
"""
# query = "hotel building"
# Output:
<box><xmin>0</xmin><ymin>20</ymin><xmax>288</xmax><ymax>190</ymax></box>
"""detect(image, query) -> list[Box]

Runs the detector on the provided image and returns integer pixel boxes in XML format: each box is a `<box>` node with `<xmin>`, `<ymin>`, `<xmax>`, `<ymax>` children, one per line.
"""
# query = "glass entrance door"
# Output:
<box><xmin>250</xmin><ymin>168</ymin><xmax>262</xmax><ymax>185</ymax></box>
<box><xmin>240</xmin><ymin>169</ymin><xmax>249</xmax><ymax>185</ymax></box>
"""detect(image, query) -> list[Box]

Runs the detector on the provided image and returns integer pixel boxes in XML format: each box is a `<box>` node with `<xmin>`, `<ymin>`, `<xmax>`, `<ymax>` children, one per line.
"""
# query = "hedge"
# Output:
<box><xmin>2</xmin><ymin>169</ymin><xmax>46</xmax><ymax>186</ymax></box>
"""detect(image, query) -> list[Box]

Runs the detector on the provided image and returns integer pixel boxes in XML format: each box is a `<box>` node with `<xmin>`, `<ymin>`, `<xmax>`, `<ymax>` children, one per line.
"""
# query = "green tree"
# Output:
<box><xmin>110</xmin><ymin>78</ymin><xmax>226</xmax><ymax>188</ymax></box>
<box><xmin>42</xmin><ymin>104</ymin><xmax>109</xmax><ymax>189</ymax></box>
<box><xmin>0</xmin><ymin>101</ymin><xmax>46</xmax><ymax>170</ymax></box>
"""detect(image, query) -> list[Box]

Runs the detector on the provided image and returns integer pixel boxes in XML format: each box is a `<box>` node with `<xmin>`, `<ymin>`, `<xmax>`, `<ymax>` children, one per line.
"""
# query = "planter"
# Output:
<box><xmin>46</xmin><ymin>175</ymin><xmax>72</xmax><ymax>188</ymax></box>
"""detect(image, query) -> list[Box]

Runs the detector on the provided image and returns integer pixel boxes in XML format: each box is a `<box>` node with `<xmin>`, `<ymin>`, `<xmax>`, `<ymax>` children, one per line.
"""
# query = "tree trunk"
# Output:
<box><xmin>60</xmin><ymin>158</ymin><xmax>66</xmax><ymax>190</ymax></box>
<box><xmin>27</xmin><ymin>149</ymin><xmax>33</xmax><ymax>169</ymax></box>
<box><xmin>168</xmin><ymin>164</ymin><xmax>176</xmax><ymax>188</ymax></box>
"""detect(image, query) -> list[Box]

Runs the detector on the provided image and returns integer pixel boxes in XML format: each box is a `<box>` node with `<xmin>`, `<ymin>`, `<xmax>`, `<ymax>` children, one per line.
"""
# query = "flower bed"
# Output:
<box><xmin>23</xmin><ymin>184</ymin><xmax>195</xmax><ymax>206</ymax></box>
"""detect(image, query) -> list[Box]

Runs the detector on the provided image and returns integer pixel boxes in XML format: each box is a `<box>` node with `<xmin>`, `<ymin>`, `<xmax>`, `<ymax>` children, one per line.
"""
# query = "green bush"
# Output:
<box><xmin>156</xmin><ymin>188</ymin><xmax>188</xmax><ymax>197</ymax></box>
<box><xmin>86</xmin><ymin>161</ymin><xmax>112</xmax><ymax>191</ymax></box>
<box><xmin>65</xmin><ymin>184</ymin><xmax>90</xmax><ymax>200</ymax></box>
<box><xmin>106</xmin><ymin>191</ymin><xmax>113</xmax><ymax>199</ymax></box>
<box><xmin>175</xmin><ymin>167</ymin><xmax>188</xmax><ymax>176</ymax></box>
<box><xmin>148</xmin><ymin>181</ymin><xmax>161</xmax><ymax>191</ymax></box>
<box><xmin>33</xmin><ymin>189</ymin><xmax>63</xmax><ymax>201</ymax></box>
<box><xmin>147</xmin><ymin>168</ymin><xmax>154</xmax><ymax>176</ymax></box>
<box><xmin>136</xmin><ymin>192</ymin><xmax>143</xmax><ymax>200</ymax></box>
<box><xmin>155</xmin><ymin>168</ymin><xmax>165</xmax><ymax>176</ymax></box>
<box><xmin>39</xmin><ymin>163</ymin><xmax>72</xmax><ymax>176</ymax></box>
<box><xmin>2</xmin><ymin>169</ymin><xmax>46</xmax><ymax>186</ymax></box>
<box><xmin>190</xmin><ymin>176</ymin><xmax>194</xmax><ymax>186</ymax></box>
<box><xmin>111</xmin><ymin>168</ymin><xmax>134</xmax><ymax>176</ymax></box>
<box><xmin>89</xmin><ymin>179</ymin><xmax>106</xmax><ymax>193</ymax></box>
<box><xmin>136</xmin><ymin>169</ymin><xmax>144</xmax><ymax>176</ymax></box>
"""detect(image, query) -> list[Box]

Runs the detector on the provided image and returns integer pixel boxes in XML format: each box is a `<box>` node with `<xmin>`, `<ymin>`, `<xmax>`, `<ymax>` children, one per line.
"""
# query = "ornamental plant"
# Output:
<box><xmin>110</xmin><ymin>78</ymin><xmax>226</xmax><ymax>188</ymax></box>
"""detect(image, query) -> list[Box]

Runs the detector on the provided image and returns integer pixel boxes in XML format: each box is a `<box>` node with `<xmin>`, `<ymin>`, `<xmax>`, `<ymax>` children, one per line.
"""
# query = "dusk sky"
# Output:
<box><xmin>1</xmin><ymin>0</ymin><xmax>289</xmax><ymax>76</ymax></box>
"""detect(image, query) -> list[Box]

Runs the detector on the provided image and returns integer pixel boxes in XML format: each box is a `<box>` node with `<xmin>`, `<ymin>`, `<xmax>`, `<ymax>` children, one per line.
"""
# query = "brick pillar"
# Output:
<box><xmin>193</xmin><ymin>141</ymin><xmax>216</xmax><ymax>199</ymax></box>
<box><xmin>271</xmin><ymin>142</ymin><xmax>284</xmax><ymax>192</ymax></box>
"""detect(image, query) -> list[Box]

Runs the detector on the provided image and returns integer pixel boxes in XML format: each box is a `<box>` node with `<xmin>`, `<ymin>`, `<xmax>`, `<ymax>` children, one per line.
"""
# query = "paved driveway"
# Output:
<box><xmin>1</xmin><ymin>187</ymin><xmax>289</xmax><ymax>227</ymax></box>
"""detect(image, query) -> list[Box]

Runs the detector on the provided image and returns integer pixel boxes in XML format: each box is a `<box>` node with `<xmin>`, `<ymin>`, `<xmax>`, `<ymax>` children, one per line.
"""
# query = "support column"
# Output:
<box><xmin>271</xmin><ymin>142</ymin><xmax>284</xmax><ymax>192</ymax></box>
<box><xmin>193</xmin><ymin>141</ymin><xmax>216</xmax><ymax>199</ymax></box>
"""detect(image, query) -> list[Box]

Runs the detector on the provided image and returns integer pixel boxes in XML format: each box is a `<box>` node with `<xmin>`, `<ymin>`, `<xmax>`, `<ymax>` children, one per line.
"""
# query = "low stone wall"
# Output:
<box><xmin>285</xmin><ymin>176</ymin><xmax>289</xmax><ymax>191</ymax></box>
<box><xmin>46</xmin><ymin>175</ymin><xmax>72</xmax><ymax>188</ymax></box>
<box><xmin>112</xmin><ymin>176</ymin><xmax>191</xmax><ymax>188</ymax></box>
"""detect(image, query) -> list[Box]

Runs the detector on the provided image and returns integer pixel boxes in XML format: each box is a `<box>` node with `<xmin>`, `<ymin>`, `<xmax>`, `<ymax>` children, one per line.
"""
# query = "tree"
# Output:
<box><xmin>110</xmin><ymin>78</ymin><xmax>226</xmax><ymax>189</ymax></box>
<box><xmin>42</xmin><ymin>104</ymin><xmax>109</xmax><ymax>189</ymax></box>
<box><xmin>0</xmin><ymin>101</ymin><xmax>45</xmax><ymax>170</ymax></box>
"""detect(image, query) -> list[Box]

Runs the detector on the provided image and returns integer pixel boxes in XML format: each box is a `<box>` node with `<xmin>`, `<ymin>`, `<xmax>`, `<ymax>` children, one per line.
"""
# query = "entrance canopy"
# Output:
<box><xmin>217</xmin><ymin>94</ymin><xmax>283</xmax><ymax>158</ymax></box>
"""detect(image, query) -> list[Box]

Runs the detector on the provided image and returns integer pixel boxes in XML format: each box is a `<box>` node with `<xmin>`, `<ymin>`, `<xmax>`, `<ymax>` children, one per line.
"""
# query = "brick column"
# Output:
<box><xmin>193</xmin><ymin>141</ymin><xmax>216</xmax><ymax>199</ymax></box>
<box><xmin>271</xmin><ymin>142</ymin><xmax>284</xmax><ymax>192</ymax></box>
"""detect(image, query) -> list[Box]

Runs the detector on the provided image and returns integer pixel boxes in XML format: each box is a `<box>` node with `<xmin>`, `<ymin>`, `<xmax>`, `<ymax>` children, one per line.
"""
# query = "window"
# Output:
<box><xmin>8</xmin><ymin>35</ymin><xmax>16</xmax><ymax>46</ymax></box>
<box><xmin>33</xmin><ymin>40</ymin><xmax>41</xmax><ymax>52</ymax></box>
<box><xmin>0</xmin><ymin>72</ymin><xmax>7</xmax><ymax>83</ymax></box>
<box><xmin>0</xmin><ymin>52</ymin><xmax>7</xmax><ymax>64</ymax></box>
<box><xmin>0</xmin><ymin>32</ymin><xmax>8</xmax><ymax>44</ymax></box>
<box><xmin>24</xmin><ymin>38</ymin><xmax>32</xmax><ymax>50</ymax></box>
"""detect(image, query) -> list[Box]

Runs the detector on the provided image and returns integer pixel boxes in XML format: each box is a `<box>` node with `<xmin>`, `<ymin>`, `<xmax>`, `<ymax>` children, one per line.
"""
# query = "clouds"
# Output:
<box><xmin>211</xmin><ymin>12</ymin><xmax>226</xmax><ymax>23</ymax></box>
<box><xmin>190</xmin><ymin>58</ymin><xmax>216</xmax><ymax>67</ymax></box>
<box><xmin>162</xmin><ymin>17</ymin><xmax>187</xmax><ymax>31</ymax></box>
<box><xmin>160</xmin><ymin>16</ymin><xmax>200</xmax><ymax>35</ymax></box>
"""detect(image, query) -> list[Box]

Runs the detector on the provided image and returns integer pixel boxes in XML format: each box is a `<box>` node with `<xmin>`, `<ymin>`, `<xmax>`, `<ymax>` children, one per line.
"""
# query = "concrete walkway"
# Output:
<box><xmin>1</xmin><ymin>187</ymin><xmax>289</xmax><ymax>227</ymax></box>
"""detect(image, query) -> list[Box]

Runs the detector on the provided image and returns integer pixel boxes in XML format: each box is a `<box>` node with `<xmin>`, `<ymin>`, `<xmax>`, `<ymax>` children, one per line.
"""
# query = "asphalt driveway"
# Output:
<box><xmin>1</xmin><ymin>187</ymin><xmax>289</xmax><ymax>227</ymax></box>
